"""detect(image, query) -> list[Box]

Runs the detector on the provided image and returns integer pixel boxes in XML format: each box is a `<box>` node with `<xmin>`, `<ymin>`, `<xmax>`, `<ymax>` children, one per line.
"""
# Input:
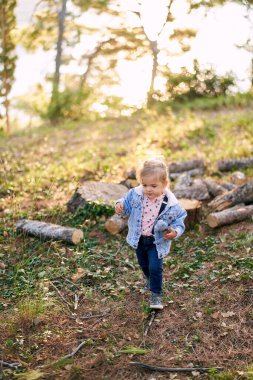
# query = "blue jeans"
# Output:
<box><xmin>136</xmin><ymin>236</ymin><xmax>163</xmax><ymax>295</ymax></box>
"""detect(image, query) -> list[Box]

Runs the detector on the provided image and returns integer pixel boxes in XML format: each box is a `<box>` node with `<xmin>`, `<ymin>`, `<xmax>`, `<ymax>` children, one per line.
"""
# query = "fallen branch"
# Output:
<box><xmin>49</xmin><ymin>281</ymin><xmax>72</xmax><ymax>311</ymax></box>
<box><xmin>130</xmin><ymin>362</ymin><xmax>224</xmax><ymax>373</ymax></box>
<box><xmin>144</xmin><ymin>310</ymin><xmax>157</xmax><ymax>336</ymax></box>
<box><xmin>43</xmin><ymin>340</ymin><xmax>87</xmax><ymax>368</ymax></box>
<box><xmin>0</xmin><ymin>361</ymin><xmax>21</xmax><ymax>370</ymax></box>
<box><xmin>74</xmin><ymin>294</ymin><xmax>79</xmax><ymax>310</ymax></box>
<box><xmin>69</xmin><ymin>312</ymin><xmax>108</xmax><ymax>320</ymax></box>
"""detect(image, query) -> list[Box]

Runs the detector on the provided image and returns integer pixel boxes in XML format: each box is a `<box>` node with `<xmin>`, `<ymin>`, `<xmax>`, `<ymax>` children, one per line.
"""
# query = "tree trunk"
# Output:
<box><xmin>147</xmin><ymin>40</ymin><xmax>158</xmax><ymax>107</ymax></box>
<box><xmin>16</xmin><ymin>219</ymin><xmax>83</xmax><ymax>244</ymax></box>
<box><xmin>51</xmin><ymin>0</ymin><xmax>67</xmax><ymax>103</ymax></box>
<box><xmin>207</xmin><ymin>204</ymin><xmax>253</xmax><ymax>228</ymax></box>
<box><xmin>208</xmin><ymin>181</ymin><xmax>253</xmax><ymax>211</ymax></box>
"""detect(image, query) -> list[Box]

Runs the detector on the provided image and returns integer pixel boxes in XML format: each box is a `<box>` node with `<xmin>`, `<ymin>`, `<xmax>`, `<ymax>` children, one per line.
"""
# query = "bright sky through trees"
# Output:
<box><xmin>13</xmin><ymin>0</ymin><xmax>252</xmax><ymax>106</ymax></box>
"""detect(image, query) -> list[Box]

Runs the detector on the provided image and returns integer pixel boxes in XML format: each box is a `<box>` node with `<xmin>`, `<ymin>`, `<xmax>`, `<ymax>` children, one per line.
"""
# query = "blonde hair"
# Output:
<box><xmin>138</xmin><ymin>159</ymin><xmax>169</xmax><ymax>184</ymax></box>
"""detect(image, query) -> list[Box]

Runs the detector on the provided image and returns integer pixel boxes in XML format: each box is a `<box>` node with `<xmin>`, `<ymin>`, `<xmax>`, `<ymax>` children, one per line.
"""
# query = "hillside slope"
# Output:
<box><xmin>0</xmin><ymin>107</ymin><xmax>253</xmax><ymax>380</ymax></box>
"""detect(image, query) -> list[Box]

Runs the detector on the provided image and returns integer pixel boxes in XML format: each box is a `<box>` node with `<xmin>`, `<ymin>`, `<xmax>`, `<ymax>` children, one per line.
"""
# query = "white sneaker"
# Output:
<box><xmin>150</xmin><ymin>292</ymin><xmax>163</xmax><ymax>310</ymax></box>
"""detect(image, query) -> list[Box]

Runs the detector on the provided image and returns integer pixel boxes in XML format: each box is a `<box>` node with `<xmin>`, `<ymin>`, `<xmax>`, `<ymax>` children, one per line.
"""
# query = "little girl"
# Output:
<box><xmin>115</xmin><ymin>159</ymin><xmax>187</xmax><ymax>309</ymax></box>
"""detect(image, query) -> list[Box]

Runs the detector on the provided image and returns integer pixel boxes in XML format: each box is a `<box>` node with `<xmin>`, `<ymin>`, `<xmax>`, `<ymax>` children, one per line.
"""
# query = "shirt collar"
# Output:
<box><xmin>134</xmin><ymin>185</ymin><xmax>179</xmax><ymax>207</ymax></box>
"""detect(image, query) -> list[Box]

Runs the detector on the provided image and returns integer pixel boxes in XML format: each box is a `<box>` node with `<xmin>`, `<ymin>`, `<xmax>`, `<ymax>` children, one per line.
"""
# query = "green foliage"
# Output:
<box><xmin>0</xmin><ymin>0</ymin><xmax>17</xmax><ymax>133</ymax></box>
<box><xmin>45</xmin><ymin>87</ymin><xmax>92</xmax><ymax>121</ymax></box>
<box><xmin>119</xmin><ymin>346</ymin><xmax>149</xmax><ymax>354</ymax></box>
<box><xmin>164</xmin><ymin>59</ymin><xmax>235</xmax><ymax>102</ymax></box>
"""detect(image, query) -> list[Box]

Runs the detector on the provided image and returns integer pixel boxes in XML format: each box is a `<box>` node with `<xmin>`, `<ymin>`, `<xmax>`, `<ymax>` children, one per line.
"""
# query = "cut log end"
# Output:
<box><xmin>72</xmin><ymin>230</ymin><xmax>84</xmax><ymax>244</ymax></box>
<box><xmin>105</xmin><ymin>215</ymin><xmax>128</xmax><ymax>235</ymax></box>
<box><xmin>206</xmin><ymin>214</ymin><xmax>219</xmax><ymax>228</ymax></box>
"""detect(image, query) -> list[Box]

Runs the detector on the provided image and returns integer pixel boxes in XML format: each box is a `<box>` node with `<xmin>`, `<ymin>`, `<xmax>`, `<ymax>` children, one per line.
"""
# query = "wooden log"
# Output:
<box><xmin>221</xmin><ymin>182</ymin><xmax>237</xmax><ymax>191</ymax></box>
<box><xmin>16</xmin><ymin>219</ymin><xmax>83</xmax><ymax>244</ymax></box>
<box><xmin>105</xmin><ymin>214</ymin><xmax>128</xmax><ymax>235</ymax></box>
<box><xmin>217</xmin><ymin>157</ymin><xmax>253</xmax><ymax>172</ymax></box>
<box><xmin>169</xmin><ymin>160</ymin><xmax>205</xmax><ymax>173</ymax></box>
<box><xmin>170</xmin><ymin>168</ymin><xmax>205</xmax><ymax>180</ymax></box>
<box><xmin>174</xmin><ymin>179</ymin><xmax>210</xmax><ymax>200</ymax></box>
<box><xmin>105</xmin><ymin>199</ymin><xmax>202</xmax><ymax>234</ymax></box>
<box><xmin>203</xmin><ymin>179</ymin><xmax>227</xmax><ymax>197</ymax></box>
<box><xmin>207</xmin><ymin>204</ymin><xmax>253</xmax><ymax>228</ymax></box>
<box><xmin>174</xmin><ymin>173</ymin><xmax>192</xmax><ymax>189</ymax></box>
<box><xmin>208</xmin><ymin>181</ymin><xmax>253</xmax><ymax>211</ymax></box>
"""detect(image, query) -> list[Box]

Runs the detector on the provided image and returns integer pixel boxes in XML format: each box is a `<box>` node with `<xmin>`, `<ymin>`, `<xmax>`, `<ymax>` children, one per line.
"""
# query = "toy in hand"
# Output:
<box><xmin>154</xmin><ymin>220</ymin><xmax>177</xmax><ymax>242</ymax></box>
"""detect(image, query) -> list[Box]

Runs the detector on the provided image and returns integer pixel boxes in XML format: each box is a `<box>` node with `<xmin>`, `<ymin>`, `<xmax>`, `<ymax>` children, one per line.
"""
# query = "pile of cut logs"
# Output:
<box><xmin>67</xmin><ymin>156</ymin><xmax>253</xmax><ymax>234</ymax></box>
<box><xmin>15</xmin><ymin>157</ymin><xmax>253</xmax><ymax>244</ymax></box>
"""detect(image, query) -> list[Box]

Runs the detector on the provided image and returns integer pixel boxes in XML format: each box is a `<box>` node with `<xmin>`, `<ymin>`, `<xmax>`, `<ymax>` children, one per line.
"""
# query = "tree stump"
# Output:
<box><xmin>180</xmin><ymin>198</ymin><xmax>202</xmax><ymax>229</ymax></box>
<box><xmin>67</xmin><ymin>182</ymin><xmax>128</xmax><ymax>213</ymax></box>
<box><xmin>16</xmin><ymin>219</ymin><xmax>83</xmax><ymax>244</ymax></box>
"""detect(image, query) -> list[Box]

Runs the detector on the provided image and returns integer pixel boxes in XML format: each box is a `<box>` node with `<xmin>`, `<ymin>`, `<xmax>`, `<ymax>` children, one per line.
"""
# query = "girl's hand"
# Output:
<box><xmin>115</xmin><ymin>202</ymin><xmax>124</xmax><ymax>215</ymax></box>
<box><xmin>163</xmin><ymin>228</ymin><xmax>177</xmax><ymax>240</ymax></box>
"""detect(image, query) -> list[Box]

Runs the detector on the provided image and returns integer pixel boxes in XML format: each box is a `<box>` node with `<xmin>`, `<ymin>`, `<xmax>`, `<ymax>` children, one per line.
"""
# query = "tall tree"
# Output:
<box><xmin>0</xmin><ymin>0</ymin><xmax>17</xmax><ymax>133</ymax></box>
<box><xmin>51</xmin><ymin>0</ymin><xmax>68</xmax><ymax>107</ymax></box>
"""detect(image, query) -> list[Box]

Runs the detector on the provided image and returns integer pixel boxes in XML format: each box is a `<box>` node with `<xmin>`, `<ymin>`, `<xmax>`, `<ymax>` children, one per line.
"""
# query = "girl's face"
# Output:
<box><xmin>141</xmin><ymin>175</ymin><xmax>167</xmax><ymax>200</ymax></box>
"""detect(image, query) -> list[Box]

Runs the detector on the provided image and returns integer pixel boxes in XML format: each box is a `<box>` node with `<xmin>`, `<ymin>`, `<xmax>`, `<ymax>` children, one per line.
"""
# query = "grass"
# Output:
<box><xmin>0</xmin><ymin>105</ymin><xmax>253</xmax><ymax>379</ymax></box>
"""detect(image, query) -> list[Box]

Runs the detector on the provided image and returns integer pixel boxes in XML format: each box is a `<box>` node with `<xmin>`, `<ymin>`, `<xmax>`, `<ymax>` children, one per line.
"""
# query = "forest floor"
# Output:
<box><xmin>0</xmin><ymin>107</ymin><xmax>253</xmax><ymax>380</ymax></box>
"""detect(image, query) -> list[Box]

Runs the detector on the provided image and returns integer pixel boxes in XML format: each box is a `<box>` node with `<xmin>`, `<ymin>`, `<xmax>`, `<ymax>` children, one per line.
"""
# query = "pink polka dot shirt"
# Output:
<box><xmin>141</xmin><ymin>193</ymin><xmax>165</xmax><ymax>236</ymax></box>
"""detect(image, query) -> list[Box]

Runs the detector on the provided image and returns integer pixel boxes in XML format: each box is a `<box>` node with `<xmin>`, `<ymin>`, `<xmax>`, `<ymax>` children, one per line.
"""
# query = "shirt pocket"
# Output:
<box><xmin>131</xmin><ymin>199</ymin><xmax>140</xmax><ymax>208</ymax></box>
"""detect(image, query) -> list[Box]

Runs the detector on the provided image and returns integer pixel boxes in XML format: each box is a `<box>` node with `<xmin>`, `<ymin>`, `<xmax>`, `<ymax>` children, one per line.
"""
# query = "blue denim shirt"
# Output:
<box><xmin>118</xmin><ymin>186</ymin><xmax>187</xmax><ymax>259</ymax></box>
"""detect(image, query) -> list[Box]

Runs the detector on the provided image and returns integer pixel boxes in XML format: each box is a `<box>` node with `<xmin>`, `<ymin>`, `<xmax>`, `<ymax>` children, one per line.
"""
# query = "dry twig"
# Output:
<box><xmin>0</xmin><ymin>360</ymin><xmax>20</xmax><ymax>370</ymax></box>
<box><xmin>144</xmin><ymin>310</ymin><xmax>157</xmax><ymax>336</ymax></box>
<box><xmin>130</xmin><ymin>362</ymin><xmax>224</xmax><ymax>373</ymax></box>
<box><xmin>42</xmin><ymin>340</ymin><xmax>87</xmax><ymax>368</ymax></box>
<box><xmin>49</xmin><ymin>281</ymin><xmax>72</xmax><ymax>311</ymax></box>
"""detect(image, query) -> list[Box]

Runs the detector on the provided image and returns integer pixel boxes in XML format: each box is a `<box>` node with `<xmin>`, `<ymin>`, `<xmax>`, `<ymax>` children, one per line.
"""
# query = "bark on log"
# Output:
<box><xmin>221</xmin><ymin>182</ymin><xmax>237</xmax><ymax>191</ymax></box>
<box><xmin>208</xmin><ymin>181</ymin><xmax>253</xmax><ymax>211</ymax></box>
<box><xmin>207</xmin><ymin>204</ymin><xmax>253</xmax><ymax>228</ymax></box>
<box><xmin>174</xmin><ymin>179</ymin><xmax>210</xmax><ymax>200</ymax></box>
<box><xmin>174</xmin><ymin>173</ymin><xmax>192</xmax><ymax>189</ymax></box>
<box><xmin>67</xmin><ymin>182</ymin><xmax>128</xmax><ymax>213</ymax></box>
<box><xmin>217</xmin><ymin>157</ymin><xmax>253</xmax><ymax>172</ymax></box>
<box><xmin>169</xmin><ymin>160</ymin><xmax>205</xmax><ymax>173</ymax></box>
<box><xmin>203</xmin><ymin>179</ymin><xmax>227</xmax><ymax>197</ymax></box>
<box><xmin>170</xmin><ymin>168</ymin><xmax>205</xmax><ymax>181</ymax></box>
<box><xmin>16</xmin><ymin>219</ymin><xmax>83</xmax><ymax>244</ymax></box>
<box><xmin>105</xmin><ymin>199</ymin><xmax>202</xmax><ymax>234</ymax></box>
